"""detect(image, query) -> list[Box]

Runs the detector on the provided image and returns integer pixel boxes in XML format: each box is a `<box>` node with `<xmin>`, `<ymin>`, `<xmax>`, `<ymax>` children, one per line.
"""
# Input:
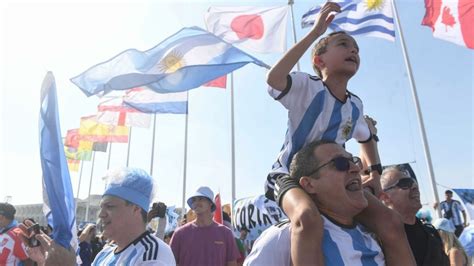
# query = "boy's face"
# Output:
<box><xmin>315</xmin><ymin>34</ymin><xmax>360</xmax><ymax>77</ymax></box>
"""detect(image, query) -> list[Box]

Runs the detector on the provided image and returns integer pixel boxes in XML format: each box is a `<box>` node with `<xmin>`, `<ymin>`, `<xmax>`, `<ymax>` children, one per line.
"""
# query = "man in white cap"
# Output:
<box><xmin>170</xmin><ymin>186</ymin><xmax>240</xmax><ymax>266</ymax></box>
<box><xmin>93</xmin><ymin>168</ymin><xmax>175</xmax><ymax>265</ymax></box>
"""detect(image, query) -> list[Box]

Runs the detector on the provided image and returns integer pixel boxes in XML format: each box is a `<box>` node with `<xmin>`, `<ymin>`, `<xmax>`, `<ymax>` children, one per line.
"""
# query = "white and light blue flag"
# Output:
<box><xmin>39</xmin><ymin>72</ymin><xmax>78</xmax><ymax>251</ymax></box>
<box><xmin>123</xmin><ymin>87</ymin><xmax>188</xmax><ymax>114</ymax></box>
<box><xmin>301</xmin><ymin>0</ymin><xmax>395</xmax><ymax>41</ymax></box>
<box><xmin>71</xmin><ymin>26</ymin><xmax>269</xmax><ymax>97</ymax></box>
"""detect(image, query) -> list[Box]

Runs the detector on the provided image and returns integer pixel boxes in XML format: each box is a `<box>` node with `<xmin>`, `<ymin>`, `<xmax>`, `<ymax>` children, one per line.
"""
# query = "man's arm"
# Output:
<box><xmin>359</xmin><ymin>115</ymin><xmax>382</xmax><ymax>196</ymax></box>
<box><xmin>266</xmin><ymin>2</ymin><xmax>341</xmax><ymax>91</ymax></box>
<box><xmin>462</xmin><ymin>210</ymin><xmax>468</xmax><ymax>227</ymax></box>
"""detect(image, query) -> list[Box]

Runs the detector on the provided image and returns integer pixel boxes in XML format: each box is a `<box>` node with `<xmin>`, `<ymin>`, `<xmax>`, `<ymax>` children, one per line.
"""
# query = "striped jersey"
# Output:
<box><xmin>244</xmin><ymin>215</ymin><xmax>384</xmax><ymax>266</ymax></box>
<box><xmin>440</xmin><ymin>200</ymin><xmax>465</xmax><ymax>226</ymax></box>
<box><xmin>92</xmin><ymin>231</ymin><xmax>175</xmax><ymax>266</ymax></box>
<box><xmin>0</xmin><ymin>226</ymin><xmax>28</xmax><ymax>266</ymax></box>
<box><xmin>266</xmin><ymin>72</ymin><xmax>370</xmax><ymax>192</ymax></box>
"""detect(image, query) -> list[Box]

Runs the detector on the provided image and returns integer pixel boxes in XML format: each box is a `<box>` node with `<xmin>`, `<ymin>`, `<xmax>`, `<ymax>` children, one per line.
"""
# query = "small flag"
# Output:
<box><xmin>64</xmin><ymin>146</ymin><xmax>92</xmax><ymax>161</ymax></box>
<box><xmin>67</xmin><ymin>159</ymin><xmax>80</xmax><ymax>172</ymax></box>
<box><xmin>203</xmin><ymin>75</ymin><xmax>227</xmax><ymax>89</ymax></box>
<box><xmin>205</xmin><ymin>6</ymin><xmax>289</xmax><ymax>53</ymax></box>
<box><xmin>39</xmin><ymin>72</ymin><xmax>77</xmax><ymax>250</ymax></box>
<box><xmin>71</xmin><ymin>26</ymin><xmax>268</xmax><ymax>97</ymax></box>
<box><xmin>422</xmin><ymin>0</ymin><xmax>474</xmax><ymax>49</ymax></box>
<box><xmin>123</xmin><ymin>87</ymin><xmax>188</xmax><ymax>114</ymax></box>
<box><xmin>213</xmin><ymin>193</ymin><xmax>223</xmax><ymax>224</ymax></box>
<box><xmin>302</xmin><ymin>0</ymin><xmax>395</xmax><ymax>41</ymax></box>
<box><xmin>97</xmin><ymin>96</ymin><xmax>152</xmax><ymax>128</ymax></box>
<box><xmin>79</xmin><ymin>115</ymin><xmax>129</xmax><ymax>143</ymax></box>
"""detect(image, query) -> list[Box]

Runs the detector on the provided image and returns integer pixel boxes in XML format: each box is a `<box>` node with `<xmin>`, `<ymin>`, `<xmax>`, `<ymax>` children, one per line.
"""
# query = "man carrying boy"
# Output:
<box><xmin>265</xmin><ymin>2</ymin><xmax>401</xmax><ymax>265</ymax></box>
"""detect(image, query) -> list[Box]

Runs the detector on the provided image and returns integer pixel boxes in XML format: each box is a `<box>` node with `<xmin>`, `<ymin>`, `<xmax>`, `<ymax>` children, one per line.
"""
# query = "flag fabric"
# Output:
<box><xmin>203</xmin><ymin>75</ymin><xmax>227</xmax><ymax>89</ymax></box>
<box><xmin>453</xmin><ymin>189</ymin><xmax>474</xmax><ymax>221</ymax></box>
<box><xmin>302</xmin><ymin>0</ymin><xmax>395</xmax><ymax>41</ymax></box>
<box><xmin>39</xmin><ymin>72</ymin><xmax>77</xmax><ymax>250</ymax></box>
<box><xmin>422</xmin><ymin>0</ymin><xmax>474</xmax><ymax>49</ymax></box>
<box><xmin>67</xmin><ymin>159</ymin><xmax>80</xmax><ymax>172</ymax></box>
<box><xmin>71</xmin><ymin>26</ymin><xmax>269</xmax><ymax>97</ymax></box>
<box><xmin>79</xmin><ymin>115</ymin><xmax>129</xmax><ymax>143</ymax></box>
<box><xmin>97</xmin><ymin>96</ymin><xmax>152</xmax><ymax>128</ymax></box>
<box><xmin>64</xmin><ymin>129</ymin><xmax>95</xmax><ymax>152</ymax></box>
<box><xmin>205</xmin><ymin>6</ymin><xmax>289</xmax><ymax>53</ymax></box>
<box><xmin>213</xmin><ymin>193</ymin><xmax>223</xmax><ymax>224</ymax></box>
<box><xmin>123</xmin><ymin>87</ymin><xmax>188</xmax><ymax>114</ymax></box>
<box><xmin>64</xmin><ymin>146</ymin><xmax>92</xmax><ymax>161</ymax></box>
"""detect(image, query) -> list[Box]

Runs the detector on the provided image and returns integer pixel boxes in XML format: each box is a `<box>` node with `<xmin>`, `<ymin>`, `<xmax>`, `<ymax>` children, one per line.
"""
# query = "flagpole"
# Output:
<box><xmin>150</xmin><ymin>114</ymin><xmax>157</xmax><ymax>175</ymax></box>
<box><xmin>230</xmin><ymin>73</ymin><xmax>236</xmax><ymax>204</ymax></box>
<box><xmin>85</xmin><ymin>151</ymin><xmax>96</xmax><ymax>222</ymax></box>
<box><xmin>391</xmin><ymin>0</ymin><xmax>441</xmax><ymax>217</ymax></box>
<box><xmin>181</xmin><ymin>93</ymin><xmax>189</xmax><ymax>214</ymax></box>
<box><xmin>76</xmin><ymin>160</ymin><xmax>84</xmax><ymax>199</ymax></box>
<box><xmin>106</xmin><ymin>142</ymin><xmax>112</xmax><ymax>170</ymax></box>
<box><xmin>126</xmin><ymin>127</ymin><xmax>132</xmax><ymax>167</ymax></box>
<box><xmin>288</xmin><ymin>0</ymin><xmax>301</xmax><ymax>71</ymax></box>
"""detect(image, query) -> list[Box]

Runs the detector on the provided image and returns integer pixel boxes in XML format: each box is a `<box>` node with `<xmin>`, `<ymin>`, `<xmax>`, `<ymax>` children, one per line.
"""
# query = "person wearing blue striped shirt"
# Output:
<box><xmin>245</xmin><ymin>140</ymin><xmax>415</xmax><ymax>266</ymax></box>
<box><xmin>435</xmin><ymin>190</ymin><xmax>468</xmax><ymax>237</ymax></box>
<box><xmin>265</xmin><ymin>2</ymin><xmax>389</xmax><ymax>265</ymax></box>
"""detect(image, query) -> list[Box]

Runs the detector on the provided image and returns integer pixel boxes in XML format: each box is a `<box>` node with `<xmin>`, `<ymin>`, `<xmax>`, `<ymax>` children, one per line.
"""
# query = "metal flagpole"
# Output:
<box><xmin>391</xmin><ymin>0</ymin><xmax>441</xmax><ymax>217</ymax></box>
<box><xmin>126</xmin><ymin>127</ymin><xmax>132</xmax><ymax>167</ymax></box>
<box><xmin>76</xmin><ymin>160</ymin><xmax>84</xmax><ymax>199</ymax></box>
<box><xmin>288</xmin><ymin>0</ymin><xmax>301</xmax><ymax>71</ymax></box>
<box><xmin>106</xmin><ymin>142</ymin><xmax>112</xmax><ymax>170</ymax></box>
<box><xmin>85</xmin><ymin>151</ymin><xmax>96</xmax><ymax>222</ymax></box>
<box><xmin>181</xmin><ymin>92</ymin><xmax>189</xmax><ymax>213</ymax></box>
<box><xmin>230</xmin><ymin>73</ymin><xmax>236</xmax><ymax>204</ymax></box>
<box><xmin>150</xmin><ymin>114</ymin><xmax>157</xmax><ymax>175</ymax></box>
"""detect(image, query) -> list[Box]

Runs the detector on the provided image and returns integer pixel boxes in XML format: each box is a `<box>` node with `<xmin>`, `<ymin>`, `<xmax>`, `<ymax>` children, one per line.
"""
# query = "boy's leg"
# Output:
<box><xmin>276</xmin><ymin>176</ymin><xmax>324</xmax><ymax>266</ymax></box>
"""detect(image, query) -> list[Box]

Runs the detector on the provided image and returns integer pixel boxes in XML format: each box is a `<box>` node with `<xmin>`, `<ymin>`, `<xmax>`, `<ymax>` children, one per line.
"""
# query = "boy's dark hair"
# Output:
<box><xmin>311</xmin><ymin>31</ymin><xmax>348</xmax><ymax>77</ymax></box>
<box><xmin>289</xmin><ymin>139</ymin><xmax>336</xmax><ymax>181</ymax></box>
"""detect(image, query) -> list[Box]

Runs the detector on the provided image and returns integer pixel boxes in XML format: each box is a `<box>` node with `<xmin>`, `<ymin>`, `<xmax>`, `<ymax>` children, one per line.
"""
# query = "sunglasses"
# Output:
<box><xmin>307</xmin><ymin>156</ymin><xmax>361</xmax><ymax>177</ymax></box>
<box><xmin>383</xmin><ymin>177</ymin><xmax>417</xmax><ymax>191</ymax></box>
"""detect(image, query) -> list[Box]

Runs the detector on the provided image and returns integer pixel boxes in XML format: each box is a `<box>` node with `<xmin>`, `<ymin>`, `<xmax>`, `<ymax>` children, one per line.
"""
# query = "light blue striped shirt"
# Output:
<box><xmin>440</xmin><ymin>200</ymin><xmax>465</xmax><ymax>226</ymax></box>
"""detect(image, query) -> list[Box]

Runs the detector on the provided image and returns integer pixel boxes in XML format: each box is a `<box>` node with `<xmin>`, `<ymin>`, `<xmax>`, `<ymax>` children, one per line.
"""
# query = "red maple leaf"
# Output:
<box><xmin>441</xmin><ymin>6</ymin><xmax>456</xmax><ymax>31</ymax></box>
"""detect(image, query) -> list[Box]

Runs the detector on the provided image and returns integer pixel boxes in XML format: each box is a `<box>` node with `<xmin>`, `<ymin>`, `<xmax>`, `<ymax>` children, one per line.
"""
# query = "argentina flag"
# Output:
<box><xmin>301</xmin><ymin>0</ymin><xmax>395</xmax><ymax>41</ymax></box>
<box><xmin>71</xmin><ymin>26</ymin><xmax>269</xmax><ymax>97</ymax></box>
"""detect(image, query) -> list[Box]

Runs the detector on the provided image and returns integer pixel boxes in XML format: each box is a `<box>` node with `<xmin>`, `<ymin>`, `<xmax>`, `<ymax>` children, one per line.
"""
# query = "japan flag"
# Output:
<box><xmin>205</xmin><ymin>6</ymin><xmax>289</xmax><ymax>53</ymax></box>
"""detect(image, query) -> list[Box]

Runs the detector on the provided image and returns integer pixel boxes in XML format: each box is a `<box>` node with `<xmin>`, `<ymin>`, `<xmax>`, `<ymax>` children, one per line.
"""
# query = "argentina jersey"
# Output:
<box><xmin>244</xmin><ymin>216</ymin><xmax>384</xmax><ymax>266</ymax></box>
<box><xmin>440</xmin><ymin>200</ymin><xmax>465</xmax><ymax>226</ymax></box>
<box><xmin>266</xmin><ymin>72</ymin><xmax>370</xmax><ymax>187</ymax></box>
<box><xmin>92</xmin><ymin>231</ymin><xmax>175</xmax><ymax>266</ymax></box>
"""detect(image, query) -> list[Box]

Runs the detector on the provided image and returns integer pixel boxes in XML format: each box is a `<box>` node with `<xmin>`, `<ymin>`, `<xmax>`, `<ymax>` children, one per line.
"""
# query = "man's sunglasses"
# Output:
<box><xmin>307</xmin><ymin>156</ymin><xmax>361</xmax><ymax>177</ymax></box>
<box><xmin>383</xmin><ymin>177</ymin><xmax>417</xmax><ymax>191</ymax></box>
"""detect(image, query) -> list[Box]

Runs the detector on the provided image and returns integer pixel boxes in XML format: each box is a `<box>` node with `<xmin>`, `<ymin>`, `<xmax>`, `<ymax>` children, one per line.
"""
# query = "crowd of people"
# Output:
<box><xmin>0</xmin><ymin>2</ymin><xmax>472</xmax><ymax>265</ymax></box>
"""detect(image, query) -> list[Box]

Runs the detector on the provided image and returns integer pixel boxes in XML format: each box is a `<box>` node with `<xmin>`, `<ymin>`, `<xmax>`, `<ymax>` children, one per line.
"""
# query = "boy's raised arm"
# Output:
<box><xmin>266</xmin><ymin>2</ymin><xmax>340</xmax><ymax>92</ymax></box>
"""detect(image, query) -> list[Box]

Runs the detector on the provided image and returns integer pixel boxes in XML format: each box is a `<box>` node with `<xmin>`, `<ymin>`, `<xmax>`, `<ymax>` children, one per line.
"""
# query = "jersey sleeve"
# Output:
<box><xmin>351</xmin><ymin>98</ymin><xmax>371</xmax><ymax>142</ymax></box>
<box><xmin>268</xmin><ymin>72</ymin><xmax>323</xmax><ymax>111</ymax></box>
<box><xmin>11</xmin><ymin>230</ymin><xmax>28</xmax><ymax>261</ymax></box>
<box><xmin>455</xmin><ymin>201</ymin><xmax>465</xmax><ymax>211</ymax></box>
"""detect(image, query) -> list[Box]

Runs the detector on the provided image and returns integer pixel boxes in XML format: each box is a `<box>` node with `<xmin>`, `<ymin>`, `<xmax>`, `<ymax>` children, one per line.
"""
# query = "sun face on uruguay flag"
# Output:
<box><xmin>158</xmin><ymin>50</ymin><xmax>184</xmax><ymax>73</ymax></box>
<box><xmin>364</xmin><ymin>0</ymin><xmax>385</xmax><ymax>12</ymax></box>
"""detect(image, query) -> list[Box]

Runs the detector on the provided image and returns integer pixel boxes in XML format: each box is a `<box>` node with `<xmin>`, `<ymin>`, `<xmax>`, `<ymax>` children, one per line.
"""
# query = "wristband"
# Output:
<box><xmin>368</xmin><ymin>164</ymin><xmax>383</xmax><ymax>175</ymax></box>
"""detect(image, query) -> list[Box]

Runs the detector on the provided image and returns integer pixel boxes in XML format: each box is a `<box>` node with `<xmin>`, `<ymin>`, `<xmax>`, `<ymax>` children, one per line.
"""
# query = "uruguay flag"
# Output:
<box><xmin>123</xmin><ymin>87</ymin><xmax>188</xmax><ymax>114</ymax></box>
<box><xmin>39</xmin><ymin>72</ymin><xmax>78</xmax><ymax>251</ymax></box>
<box><xmin>71</xmin><ymin>26</ymin><xmax>269</xmax><ymax>97</ymax></box>
<box><xmin>301</xmin><ymin>0</ymin><xmax>395</xmax><ymax>41</ymax></box>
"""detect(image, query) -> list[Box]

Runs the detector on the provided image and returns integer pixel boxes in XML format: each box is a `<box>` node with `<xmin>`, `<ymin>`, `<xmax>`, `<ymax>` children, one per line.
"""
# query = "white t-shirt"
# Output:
<box><xmin>244</xmin><ymin>215</ymin><xmax>384</xmax><ymax>266</ymax></box>
<box><xmin>92</xmin><ymin>231</ymin><xmax>175</xmax><ymax>266</ymax></box>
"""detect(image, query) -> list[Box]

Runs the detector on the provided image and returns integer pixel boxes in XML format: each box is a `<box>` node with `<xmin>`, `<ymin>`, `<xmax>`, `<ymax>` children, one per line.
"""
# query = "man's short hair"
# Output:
<box><xmin>289</xmin><ymin>139</ymin><xmax>336</xmax><ymax>181</ymax></box>
<box><xmin>380</xmin><ymin>165</ymin><xmax>406</xmax><ymax>189</ymax></box>
<box><xmin>445</xmin><ymin>190</ymin><xmax>453</xmax><ymax>195</ymax></box>
<box><xmin>0</xmin><ymin>203</ymin><xmax>16</xmax><ymax>220</ymax></box>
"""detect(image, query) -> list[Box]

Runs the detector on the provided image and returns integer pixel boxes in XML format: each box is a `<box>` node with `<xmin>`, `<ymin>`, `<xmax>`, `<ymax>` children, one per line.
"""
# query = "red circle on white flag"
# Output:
<box><xmin>230</xmin><ymin>14</ymin><xmax>264</xmax><ymax>40</ymax></box>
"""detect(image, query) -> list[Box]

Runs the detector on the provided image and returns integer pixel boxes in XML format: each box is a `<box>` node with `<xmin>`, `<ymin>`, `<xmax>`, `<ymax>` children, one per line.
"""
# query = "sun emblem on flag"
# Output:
<box><xmin>158</xmin><ymin>50</ymin><xmax>185</xmax><ymax>73</ymax></box>
<box><xmin>341</xmin><ymin>120</ymin><xmax>352</xmax><ymax>140</ymax></box>
<box><xmin>364</xmin><ymin>0</ymin><xmax>385</xmax><ymax>12</ymax></box>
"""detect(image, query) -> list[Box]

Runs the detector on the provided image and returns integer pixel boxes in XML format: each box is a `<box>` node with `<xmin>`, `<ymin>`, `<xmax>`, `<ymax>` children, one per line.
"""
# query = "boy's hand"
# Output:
<box><xmin>362</xmin><ymin>171</ymin><xmax>382</xmax><ymax>196</ymax></box>
<box><xmin>311</xmin><ymin>2</ymin><xmax>341</xmax><ymax>36</ymax></box>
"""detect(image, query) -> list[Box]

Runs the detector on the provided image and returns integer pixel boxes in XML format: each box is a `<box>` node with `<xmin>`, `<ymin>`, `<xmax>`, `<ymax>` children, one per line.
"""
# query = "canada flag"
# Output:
<box><xmin>422</xmin><ymin>0</ymin><xmax>474</xmax><ymax>49</ymax></box>
<box><xmin>205</xmin><ymin>6</ymin><xmax>289</xmax><ymax>53</ymax></box>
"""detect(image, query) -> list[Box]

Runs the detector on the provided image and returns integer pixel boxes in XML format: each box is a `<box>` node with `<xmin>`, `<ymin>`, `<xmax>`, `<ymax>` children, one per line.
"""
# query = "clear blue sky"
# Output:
<box><xmin>0</xmin><ymin>0</ymin><xmax>472</xmax><ymax>216</ymax></box>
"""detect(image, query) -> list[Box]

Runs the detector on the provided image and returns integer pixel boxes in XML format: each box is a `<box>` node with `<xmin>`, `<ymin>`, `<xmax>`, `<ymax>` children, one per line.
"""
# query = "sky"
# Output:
<box><xmin>0</xmin><ymin>0</ymin><xmax>472</xmax><ymax>218</ymax></box>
